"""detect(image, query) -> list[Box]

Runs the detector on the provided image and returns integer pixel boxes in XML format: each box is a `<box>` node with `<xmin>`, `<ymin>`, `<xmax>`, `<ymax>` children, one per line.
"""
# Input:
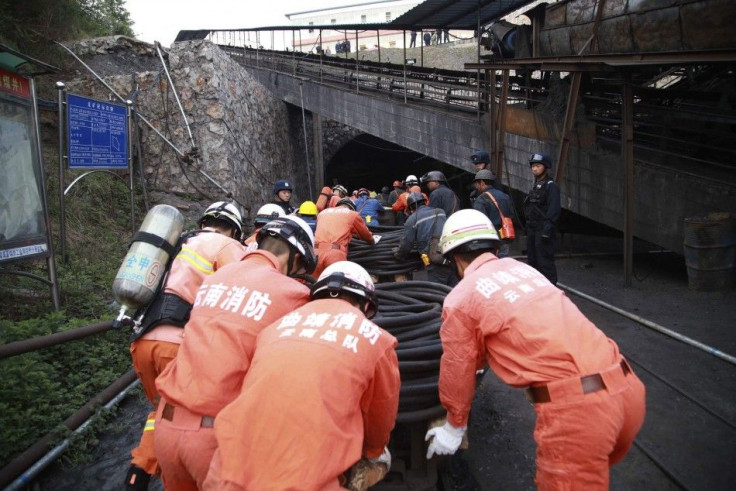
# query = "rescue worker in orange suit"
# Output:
<box><xmin>387</xmin><ymin>180</ymin><xmax>403</xmax><ymax>207</ymax></box>
<box><xmin>425</xmin><ymin>209</ymin><xmax>646</xmax><ymax>490</ymax></box>
<box><xmin>204</xmin><ymin>261</ymin><xmax>400</xmax><ymax>490</ymax></box>
<box><xmin>153</xmin><ymin>216</ymin><xmax>316</xmax><ymax>490</ymax></box>
<box><xmin>316</xmin><ymin>184</ymin><xmax>348</xmax><ymax>212</ymax></box>
<box><xmin>243</xmin><ymin>203</ymin><xmax>284</xmax><ymax>247</ymax></box>
<box><xmin>523</xmin><ymin>153</ymin><xmax>561</xmax><ymax>284</ymax></box>
<box><xmin>125</xmin><ymin>201</ymin><xmax>246</xmax><ymax>490</ymax></box>
<box><xmin>313</xmin><ymin>198</ymin><xmax>374</xmax><ymax>278</ymax></box>
<box><xmin>392</xmin><ymin>174</ymin><xmax>428</xmax><ymax>225</ymax></box>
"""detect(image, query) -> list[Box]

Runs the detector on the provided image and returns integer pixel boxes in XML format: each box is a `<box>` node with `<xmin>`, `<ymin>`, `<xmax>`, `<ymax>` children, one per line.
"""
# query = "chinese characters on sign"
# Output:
<box><xmin>66</xmin><ymin>93</ymin><xmax>128</xmax><ymax>168</ymax></box>
<box><xmin>0</xmin><ymin>68</ymin><xmax>31</xmax><ymax>99</ymax></box>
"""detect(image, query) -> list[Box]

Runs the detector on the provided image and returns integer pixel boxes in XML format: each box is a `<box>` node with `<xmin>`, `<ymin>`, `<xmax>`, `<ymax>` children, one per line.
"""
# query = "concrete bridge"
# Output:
<box><xmin>220</xmin><ymin>45</ymin><xmax>736</xmax><ymax>262</ymax></box>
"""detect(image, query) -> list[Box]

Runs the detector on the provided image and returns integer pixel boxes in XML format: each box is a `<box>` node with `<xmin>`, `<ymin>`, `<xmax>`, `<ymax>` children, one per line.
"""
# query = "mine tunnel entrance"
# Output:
<box><xmin>325</xmin><ymin>134</ymin><xmax>475</xmax><ymax>205</ymax></box>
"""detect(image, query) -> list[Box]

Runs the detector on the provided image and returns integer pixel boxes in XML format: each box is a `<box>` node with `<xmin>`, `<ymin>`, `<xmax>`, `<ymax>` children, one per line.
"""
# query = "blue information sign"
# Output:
<box><xmin>67</xmin><ymin>93</ymin><xmax>128</xmax><ymax>169</ymax></box>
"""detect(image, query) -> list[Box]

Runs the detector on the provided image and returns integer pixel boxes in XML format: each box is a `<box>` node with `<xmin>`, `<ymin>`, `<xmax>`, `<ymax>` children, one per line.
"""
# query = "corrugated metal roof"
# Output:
<box><xmin>390</xmin><ymin>0</ymin><xmax>536</xmax><ymax>29</ymax></box>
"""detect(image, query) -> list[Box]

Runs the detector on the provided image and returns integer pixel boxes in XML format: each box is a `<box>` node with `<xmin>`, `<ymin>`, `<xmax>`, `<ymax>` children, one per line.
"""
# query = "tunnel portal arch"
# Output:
<box><xmin>324</xmin><ymin>133</ymin><xmax>477</xmax><ymax>204</ymax></box>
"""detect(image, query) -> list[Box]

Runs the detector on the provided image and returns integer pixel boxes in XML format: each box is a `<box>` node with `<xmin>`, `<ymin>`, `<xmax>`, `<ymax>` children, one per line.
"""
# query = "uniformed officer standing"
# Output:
<box><xmin>523</xmin><ymin>153</ymin><xmax>561</xmax><ymax>284</ymax></box>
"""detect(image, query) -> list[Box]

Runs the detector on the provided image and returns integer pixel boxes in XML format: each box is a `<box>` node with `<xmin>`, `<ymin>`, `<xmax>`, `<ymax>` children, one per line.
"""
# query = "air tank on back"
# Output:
<box><xmin>112</xmin><ymin>204</ymin><xmax>185</xmax><ymax>328</ymax></box>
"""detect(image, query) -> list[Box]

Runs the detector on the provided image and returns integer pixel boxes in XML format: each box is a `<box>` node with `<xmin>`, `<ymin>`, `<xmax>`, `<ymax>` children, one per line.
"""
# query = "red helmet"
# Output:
<box><xmin>392</xmin><ymin>180</ymin><xmax>403</xmax><ymax>187</ymax></box>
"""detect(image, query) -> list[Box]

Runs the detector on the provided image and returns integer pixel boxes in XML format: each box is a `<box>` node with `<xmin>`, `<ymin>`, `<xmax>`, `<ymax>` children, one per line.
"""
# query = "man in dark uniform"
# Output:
<box><xmin>422</xmin><ymin>170</ymin><xmax>459</xmax><ymax>217</ymax></box>
<box><xmin>272</xmin><ymin>179</ymin><xmax>296</xmax><ymax>215</ymax></box>
<box><xmin>469</xmin><ymin>150</ymin><xmax>491</xmax><ymax>203</ymax></box>
<box><xmin>472</xmin><ymin>169</ymin><xmax>514</xmax><ymax>258</ymax></box>
<box><xmin>394</xmin><ymin>193</ymin><xmax>456</xmax><ymax>286</ymax></box>
<box><xmin>523</xmin><ymin>153</ymin><xmax>561</xmax><ymax>284</ymax></box>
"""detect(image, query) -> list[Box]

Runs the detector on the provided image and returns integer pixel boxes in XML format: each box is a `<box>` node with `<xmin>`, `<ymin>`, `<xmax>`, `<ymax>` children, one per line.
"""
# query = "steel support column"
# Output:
<box><xmin>622</xmin><ymin>73</ymin><xmax>634</xmax><ymax>286</ymax></box>
<box><xmin>554</xmin><ymin>71</ymin><xmax>582</xmax><ymax>186</ymax></box>
<box><xmin>312</xmin><ymin>113</ymin><xmax>324</xmax><ymax>192</ymax></box>
<box><xmin>494</xmin><ymin>70</ymin><xmax>509</xmax><ymax>181</ymax></box>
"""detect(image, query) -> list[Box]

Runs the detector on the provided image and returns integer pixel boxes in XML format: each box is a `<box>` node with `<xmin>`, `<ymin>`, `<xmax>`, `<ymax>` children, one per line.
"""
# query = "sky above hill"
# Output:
<box><xmin>124</xmin><ymin>0</ymin><xmax>370</xmax><ymax>47</ymax></box>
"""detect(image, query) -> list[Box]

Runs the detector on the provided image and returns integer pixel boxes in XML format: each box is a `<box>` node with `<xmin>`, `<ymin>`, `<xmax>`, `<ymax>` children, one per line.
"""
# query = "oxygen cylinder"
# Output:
<box><xmin>112</xmin><ymin>204</ymin><xmax>185</xmax><ymax>327</ymax></box>
<box><xmin>315</xmin><ymin>186</ymin><xmax>333</xmax><ymax>212</ymax></box>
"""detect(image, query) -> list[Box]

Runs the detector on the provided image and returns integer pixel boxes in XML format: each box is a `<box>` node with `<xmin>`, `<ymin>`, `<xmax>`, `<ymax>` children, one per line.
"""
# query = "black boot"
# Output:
<box><xmin>124</xmin><ymin>465</ymin><xmax>151</xmax><ymax>490</ymax></box>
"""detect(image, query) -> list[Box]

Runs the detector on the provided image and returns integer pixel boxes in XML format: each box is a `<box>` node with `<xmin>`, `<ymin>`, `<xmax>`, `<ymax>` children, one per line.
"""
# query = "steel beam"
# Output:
<box><xmin>622</xmin><ymin>74</ymin><xmax>634</xmax><ymax>287</ymax></box>
<box><xmin>554</xmin><ymin>71</ymin><xmax>582</xmax><ymax>186</ymax></box>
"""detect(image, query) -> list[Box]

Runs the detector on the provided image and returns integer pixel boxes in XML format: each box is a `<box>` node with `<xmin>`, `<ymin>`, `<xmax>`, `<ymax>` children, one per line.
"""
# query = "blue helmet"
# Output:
<box><xmin>273</xmin><ymin>179</ymin><xmax>293</xmax><ymax>194</ymax></box>
<box><xmin>529</xmin><ymin>153</ymin><xmax>552</xmax><ymax>169</ymax></box>
<box><xmin>470</xmin><ymin>150</ymin><xmax>490</xmax><ymax>165</ymax></box>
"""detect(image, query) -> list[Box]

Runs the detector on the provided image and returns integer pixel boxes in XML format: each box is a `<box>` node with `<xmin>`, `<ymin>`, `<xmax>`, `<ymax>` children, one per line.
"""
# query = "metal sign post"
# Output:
<box><xmin>56</xmin><ymin>82</ymin><xmax>68</xmax><ymax>263</ymax></box>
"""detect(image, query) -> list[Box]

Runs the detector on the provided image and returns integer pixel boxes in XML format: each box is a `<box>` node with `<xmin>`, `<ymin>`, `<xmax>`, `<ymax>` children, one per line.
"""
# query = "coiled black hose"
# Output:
<box><xmin>373</xmin><ymin>281</ymin><xmax>449</xmax><ymax>422</ymax></box>
<box><xmin>348</xmin><ymin>228</ymin><xmax>423</xmax><ymax>275</ymax></box>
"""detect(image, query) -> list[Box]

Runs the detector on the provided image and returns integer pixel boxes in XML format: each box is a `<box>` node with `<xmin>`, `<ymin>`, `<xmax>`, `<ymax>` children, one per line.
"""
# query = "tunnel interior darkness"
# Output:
<box><xmin>325</xmin><ymin>134</ymin><xmax>476</xmax><ymax>204</ymax></box>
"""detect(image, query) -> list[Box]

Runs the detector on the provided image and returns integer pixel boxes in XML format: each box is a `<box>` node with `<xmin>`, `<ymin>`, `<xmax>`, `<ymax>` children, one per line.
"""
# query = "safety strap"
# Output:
<box><xmin>131</xmin><ymin>231</ymin><xmax>177</xmax><ymax>257</ymax></box>
<box><xmin>484</xmin><ymin>192</ymin><xmax>510</xmax><ymax>221</ymax></box>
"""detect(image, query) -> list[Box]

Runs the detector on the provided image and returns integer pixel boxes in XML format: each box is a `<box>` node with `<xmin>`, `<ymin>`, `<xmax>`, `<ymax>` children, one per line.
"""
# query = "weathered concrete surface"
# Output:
<box><xmin>246</xmin><ymin>67</ymin><xmax>484</xmax><ymax>175</ymax></box>
<box><xmin>62</xmin><ymin>38</ymin><xmax>312</xmax><ymax>222</ymax></box>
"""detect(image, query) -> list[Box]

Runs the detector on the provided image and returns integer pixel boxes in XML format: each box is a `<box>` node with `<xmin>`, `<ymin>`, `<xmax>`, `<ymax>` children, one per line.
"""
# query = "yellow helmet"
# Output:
<box><xmin>298</xmin><ymin>200</ymin><xmax>318</xmax><ymax>217</ymax></box>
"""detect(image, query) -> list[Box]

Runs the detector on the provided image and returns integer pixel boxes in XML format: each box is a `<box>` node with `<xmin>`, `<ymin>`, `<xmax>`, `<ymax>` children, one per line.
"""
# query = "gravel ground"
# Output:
<box><xmin>34</xmin><ymin>234</ymin><xmax>736</xmax><ymax>490</ymax></box>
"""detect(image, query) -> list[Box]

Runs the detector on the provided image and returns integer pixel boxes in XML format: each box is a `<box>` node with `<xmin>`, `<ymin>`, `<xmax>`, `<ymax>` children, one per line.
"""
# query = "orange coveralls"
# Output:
<box><xmin>439</xmin><ymin>253</ymin><xmax>645</xmax><ymax>490</ymax></box>
<box><xmin>153</xmin><ymin>250</ymin><xmax>310</xmax><ymax>490</ymax></box>
<box><xmin>313</xmin><ymin>207</ymin><xmax>374</xmax><ymax>277</ymax></box>
<box><xmin>204</xmin><ymin>298</ymin><xmax>401</xmax><ymax>490</ymax></box>
<box><xmin>391</xmin><ymin>187</ymin><xmax>427</xmax><ymax>214</ymax></box>
<box><xmin>128</xmin><ymin>229</ymin><xmax>245</xmax><ymax>475</ymax></box>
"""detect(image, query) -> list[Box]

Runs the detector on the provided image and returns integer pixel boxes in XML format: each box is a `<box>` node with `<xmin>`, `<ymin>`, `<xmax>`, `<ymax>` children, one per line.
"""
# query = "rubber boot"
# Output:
<box><xmin>125</xmin><ymin>465</ymin><xmax>151</xmax><ymax>490</ymax></box>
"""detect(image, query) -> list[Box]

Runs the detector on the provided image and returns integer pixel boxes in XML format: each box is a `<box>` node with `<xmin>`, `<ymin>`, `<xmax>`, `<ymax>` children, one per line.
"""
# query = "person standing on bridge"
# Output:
<box><xmin>425</xmin><ymin>209</ymin><xmax>646</xmax><ymax>490</ymax></box>
<box><xmin>153</xmin><ymin>216</ymin><xmax>316</xmax><ymax>490</ymax></box>
<box><xmin>523</xmin><ymin>153</ymin><xmax>561</xmax><ymax>284</ymax></box>
<box><xmin>272</xmin><ymin>179</ymin><xmax>296</xmax><ymax>215</ymax></box>
<box><xmin>124</xmin><ymin>202</ymin><xmax>246</xmax><ymax>490</ymax></box>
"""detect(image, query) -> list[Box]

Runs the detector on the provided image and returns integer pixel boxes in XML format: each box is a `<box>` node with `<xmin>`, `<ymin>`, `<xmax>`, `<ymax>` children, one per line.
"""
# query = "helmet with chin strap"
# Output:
<box><xmin>256</xmin><ymin>215</ymin><xmax>316</xmax><ymax>274</ymax></box>
<box><xmin>253</xmin><ymin>203</ymin><xmax>285</xmax><ymax>227</ymax></box>
<box><xmin>199</xmin><ymin>201</ymin><xmax>243</xmax><ymax>240</ymax></box>
<box><xmin>310</xmin><ymin>261</ymin><xmax>378</xmax><ymax>318</ymax></box>
<box><xmin>439</xmin><ymin>209</ymin><xmax>500</xmax><ymax>257</ymax></box>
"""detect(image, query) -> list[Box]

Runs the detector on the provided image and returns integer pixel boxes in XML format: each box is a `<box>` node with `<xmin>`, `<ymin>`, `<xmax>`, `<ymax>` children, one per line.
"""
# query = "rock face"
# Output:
<box><xmin>62</xmin><ymin>38</ymin><xmax>308</xmax><ymax>226</ymax></box>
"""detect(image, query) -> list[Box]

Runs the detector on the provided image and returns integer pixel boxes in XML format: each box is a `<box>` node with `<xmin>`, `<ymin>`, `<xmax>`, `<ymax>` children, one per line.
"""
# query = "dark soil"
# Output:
<box><xmin>34</xmin><ymin>234</ymin><xmax>736</xmax><ymax>490</ymax></box>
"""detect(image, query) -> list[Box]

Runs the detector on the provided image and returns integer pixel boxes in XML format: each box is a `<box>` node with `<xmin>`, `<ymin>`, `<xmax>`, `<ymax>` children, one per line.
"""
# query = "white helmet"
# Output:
<box><xmin>311</xmin><ymin>261</ymin><xmax>378</xmax><ymax>318</ymax></box>
<box><xmin>254</xmin><ymin>203</ymin><xmax>285</xmax><ymax>226</ymax></box>
<box><xmin>199</xmin><ymin>201</ymin><xmax>243</xmax><ymax>239</ymax></box>
<box><xmin>439</xmin><ymin>209</ymin><xmax>500</xmax><ymax>256</ymax></box>
<box><xmin>257</xmin><ymin>215</ymin><xmax>316</xmax><ymax>274</ymax></box>
<box><xmin>405</xmin><ymin>174</ymin><xmax>419</xmax><ymax>186</ymax></box>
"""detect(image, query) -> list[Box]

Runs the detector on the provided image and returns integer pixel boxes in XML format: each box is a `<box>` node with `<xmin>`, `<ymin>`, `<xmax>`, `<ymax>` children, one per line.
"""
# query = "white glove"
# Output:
<box><xmin>369</xmin><ymin>446</ymin><xmax>391</xmax><ymax>468</ymax></box>
<box><xmin>425</xmin><ymin>422</ymin><xmax>466</xmax><ymax>459</ymax></box>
